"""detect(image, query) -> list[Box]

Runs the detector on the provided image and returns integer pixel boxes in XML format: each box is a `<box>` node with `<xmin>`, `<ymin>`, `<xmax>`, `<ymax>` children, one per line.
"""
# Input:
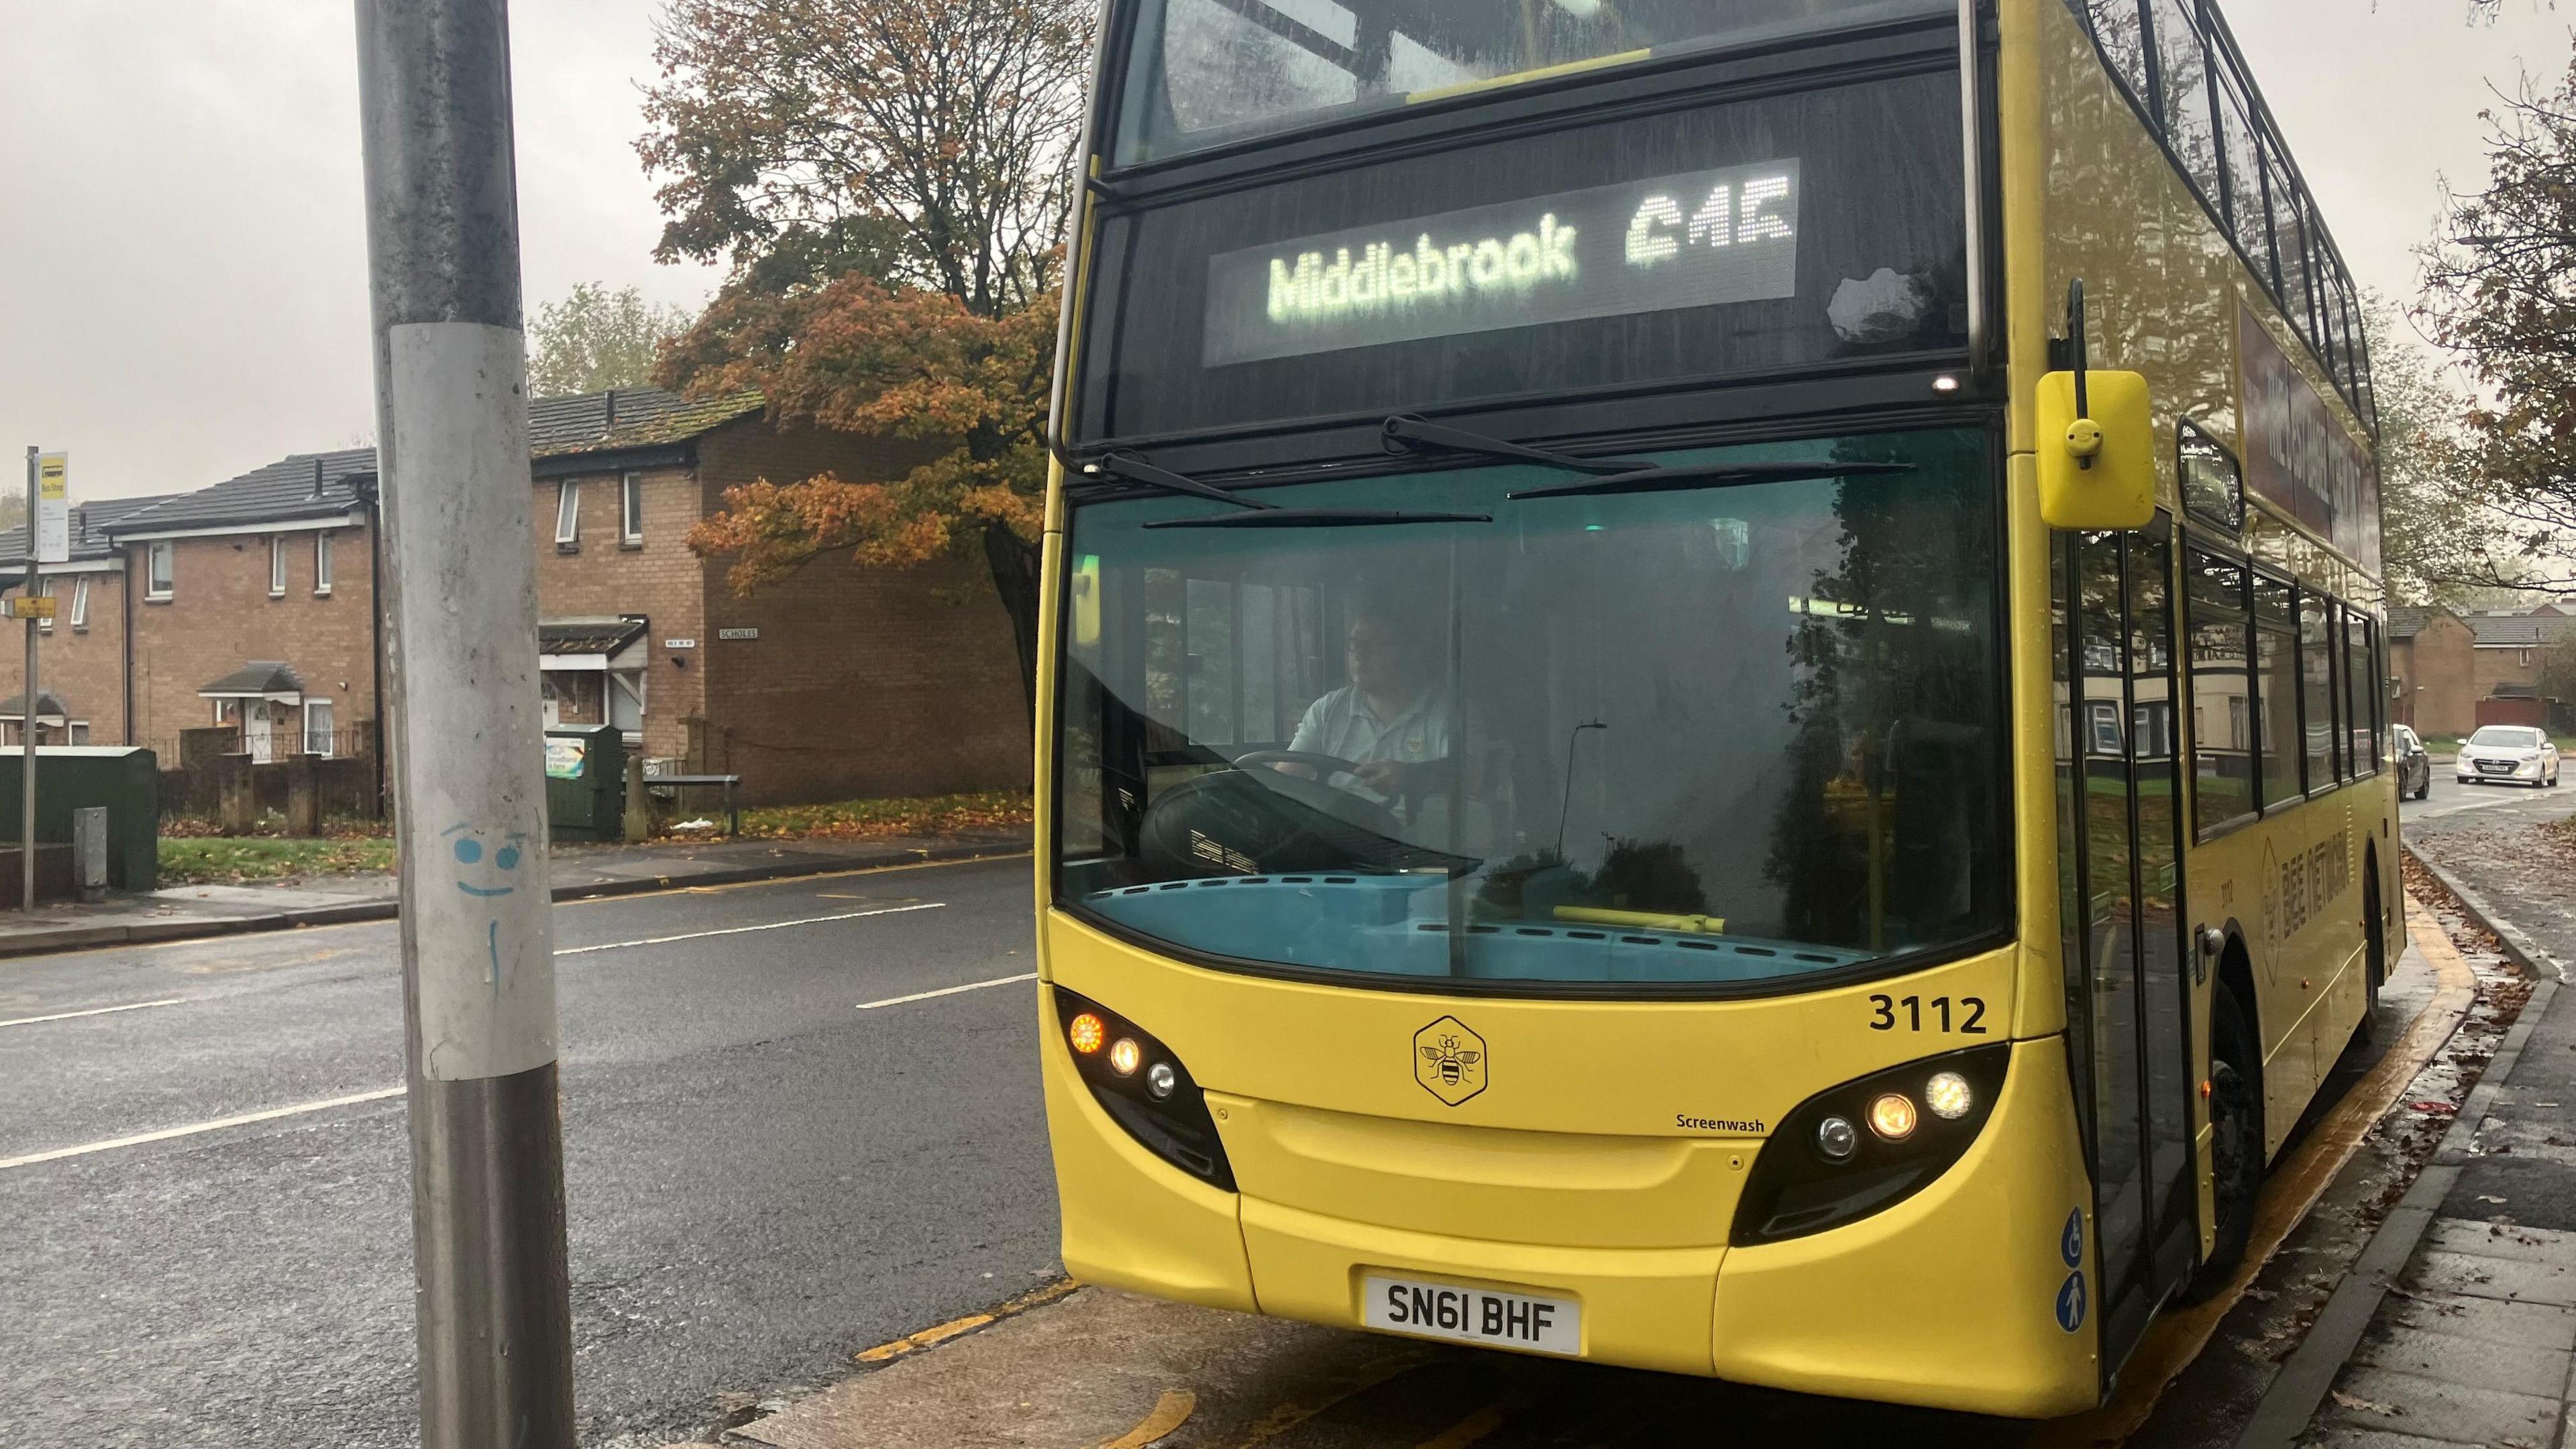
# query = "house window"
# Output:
<box><xmin>36</xmin><ymin>580</ymin><xmax>53</xmax><ymax>634</ymax></box>
<box><xmin>555</xmin><ymin>481</ymin><xmax>581</xmax><ymax>547</ymax></box>
<box><xmin>147</xmin><ymin>542</ymin><xmax>173</xmax><ymax>598</ymax></box>
<box><xmin>2522</xmin><ymin>647</ymin><xmax>2534</xmax><ymax>666</ymax></box>
<box><xmin>69</xmin><ymin>576</ymin><xmax>88</xmax><ymax>631</ymax></box>
<box><xmin>269</xmin><ymin>536</ymin><xmax>286</xmax><ymax>597</ymax></box>
<box><xmin>621</xmin><ymin>472</ymin><xmax>643</xmax><ymax>545</ymax></box>
<box><xmin>305</xmin><ymin>700</ymin><xmax>335</xmax><ymax>758</ymax></box>
<box><xmin>315</xmin><ymin>531</ymin><xmax>334</xmax><ymax>595</ymax></box>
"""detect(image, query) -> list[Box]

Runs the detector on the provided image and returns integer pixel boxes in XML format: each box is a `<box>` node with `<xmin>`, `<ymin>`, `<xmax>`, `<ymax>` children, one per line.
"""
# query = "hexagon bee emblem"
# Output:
<box><xmin>1413</xmin><ymin>1016</ymin><xmax>1487</xmax><ymax>1106</ymax></box>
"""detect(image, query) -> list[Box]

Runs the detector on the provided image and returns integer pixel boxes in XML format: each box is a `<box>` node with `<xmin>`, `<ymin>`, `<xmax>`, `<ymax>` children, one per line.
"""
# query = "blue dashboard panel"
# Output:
<box><xmin>1083</xmin><ymin>876</ymin><xmax>1866</xmax><ymax>984</ymax></box>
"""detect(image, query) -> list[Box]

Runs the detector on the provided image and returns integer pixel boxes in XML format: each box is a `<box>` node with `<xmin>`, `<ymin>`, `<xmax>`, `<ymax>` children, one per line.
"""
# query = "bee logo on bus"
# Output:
<box><xmin>1414</xmin><ymin>1016</ymin><xmax>1487</xmax><ymax>1106</ymax></box>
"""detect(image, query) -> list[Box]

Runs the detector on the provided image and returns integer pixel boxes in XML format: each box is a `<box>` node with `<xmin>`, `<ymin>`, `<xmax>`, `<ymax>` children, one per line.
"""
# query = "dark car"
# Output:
<box><xmin>2394</xmin><ymin>724</ymin><xmax>2432</xmax><ymax>800</ymax></box>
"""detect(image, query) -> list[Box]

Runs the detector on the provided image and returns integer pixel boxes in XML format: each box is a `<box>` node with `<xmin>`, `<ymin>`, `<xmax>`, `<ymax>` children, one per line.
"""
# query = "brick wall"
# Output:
<box><xmin>2473</xmin><ymin>644</ymin><xmax>2548</xmax><ymax>703</ymax></box>
<box><xmin>128</xmin><ymin>523</ymin><xmax>378</xmax><ymax>759</ymax></box>
<box><xmin>694</xmin><ymin>418</ymin><xmax>1030</xmax><ymax>805</ymax></box>
<box><xmin>0</xmin><ymin>566</ymin><xmax>133</xmax><ymax>745</ymax></box>
<box><xmin>531</xmin><ymin>466</ymin><xmax>705</xmax><ymax>765</ymax></box>
<box><xmin>2394</xmin><ymin>614</ymin><xmax>2476</xmax><ymax>737</ymax></box>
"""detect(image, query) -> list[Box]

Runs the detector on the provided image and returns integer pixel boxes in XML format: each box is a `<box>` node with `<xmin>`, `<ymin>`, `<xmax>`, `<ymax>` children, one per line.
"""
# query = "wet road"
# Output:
<box><xmin>0</xmin><ymin>855</ymin><xmax>1053</xmax><ymax>1448</ymax></box>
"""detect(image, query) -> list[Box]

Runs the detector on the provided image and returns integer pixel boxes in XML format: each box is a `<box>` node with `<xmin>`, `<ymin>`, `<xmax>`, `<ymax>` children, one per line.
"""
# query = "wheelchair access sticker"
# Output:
<box><xmin>2061</xmin><ymin>1209</ymin><xmax>2084</xmax><ymax>1269</ymax></box>
<box><xmin>2056</xmin><ymin>1271</ymin><xmax>2087</xmax><ymax>1332</ymax></box>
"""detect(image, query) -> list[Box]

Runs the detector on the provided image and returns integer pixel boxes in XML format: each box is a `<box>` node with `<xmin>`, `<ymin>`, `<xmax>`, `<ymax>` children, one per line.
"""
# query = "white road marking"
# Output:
<box><xmin>856</xmin><ymin>973</ymin><xmax>1037</xmax><ymax>1010</ymax></box>
<box><xmin>556</xmin><ymin>902</ymin><xmax>947</xmax><ymax>956</ymax></box>
<box><xmin>0</xmin><ymin>998</ymin><xmax>186</xmax><ymax>1030</ymax></box>
<box><xmin>0</xmin><ymin>1086</ymin><xmax>404</xmax><ymax>1171</ymax></box>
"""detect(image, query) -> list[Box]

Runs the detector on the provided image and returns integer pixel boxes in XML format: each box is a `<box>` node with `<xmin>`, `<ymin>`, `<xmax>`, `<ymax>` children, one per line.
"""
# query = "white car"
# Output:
<box><xmin>2457</xmin><ymin>724</ymin><xmax>2563</xmax><ymax>788</ymax></box>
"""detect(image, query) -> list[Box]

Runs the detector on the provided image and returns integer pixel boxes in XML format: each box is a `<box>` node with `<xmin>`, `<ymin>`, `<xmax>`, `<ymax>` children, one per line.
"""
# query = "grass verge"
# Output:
<box><xmin>159</xmin><ymin>836</ymin><xmax>398</xmax><ymax>885</ymax></box>
<box><xmin>727</xmin><ymin>790</ymin><xmax>1032</xmax><ymax>842</ymax></box>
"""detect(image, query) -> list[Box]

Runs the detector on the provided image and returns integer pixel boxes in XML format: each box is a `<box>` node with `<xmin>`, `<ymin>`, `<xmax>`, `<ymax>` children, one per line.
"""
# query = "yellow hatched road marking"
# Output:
<box><xmin>1097</xmin><ymin>1389</ymin><xmax>1196</xmax><ymax>1448</ymax></box>
<box><xmin>849</xmin><ymin>1278</ymin><xmax>1077</xmax><ymax>1365</ymax></box>
<box><xmin>1209</xmin><ymin>1350</ymin><xmax>1434</xmax><ymax>1449</ymax></box>
<box><xmin>2031</xmin><ymin>898</ymin><xmax>2477</xmax><ymax>1447</ymax></box>
<box><xmin>1413</xmin><ymin>1389</ymin><xmax>1540</xmax><ymax>1449</ymax></box>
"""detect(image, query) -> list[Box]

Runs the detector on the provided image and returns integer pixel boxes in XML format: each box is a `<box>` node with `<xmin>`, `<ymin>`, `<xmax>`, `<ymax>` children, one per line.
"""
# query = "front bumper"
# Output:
<box><xmin>1045</xmin><ymin>1025</ymin><xmax>2104</xmax><ymax>1418</ymax></box>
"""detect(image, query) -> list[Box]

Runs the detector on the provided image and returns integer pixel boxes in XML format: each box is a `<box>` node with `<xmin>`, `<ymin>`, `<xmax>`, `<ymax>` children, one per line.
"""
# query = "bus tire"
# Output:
<box><xmin>2182</xmin><ymin>986</ymin><xmax>2263</xmax><ymax>1303</ymax></box>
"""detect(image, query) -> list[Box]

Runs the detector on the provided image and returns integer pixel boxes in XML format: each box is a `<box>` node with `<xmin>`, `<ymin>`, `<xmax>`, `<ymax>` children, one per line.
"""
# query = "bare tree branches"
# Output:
<box><xmin>639</xmin><ymin>0</ymin><xmax>1092</xmax><ymax>317</ymax></box>
<box><xmin>2418</xmin><ymin>51</ymin><xmax>2576</xmax><ymax>591</ymax></box>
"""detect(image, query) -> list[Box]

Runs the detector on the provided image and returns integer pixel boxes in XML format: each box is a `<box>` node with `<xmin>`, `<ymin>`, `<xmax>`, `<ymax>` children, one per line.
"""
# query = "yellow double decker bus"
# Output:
<box><xmin>1035</xmin><ymin>0</ymin><xmax>2394</xmax><ymax>1413</ymax></box>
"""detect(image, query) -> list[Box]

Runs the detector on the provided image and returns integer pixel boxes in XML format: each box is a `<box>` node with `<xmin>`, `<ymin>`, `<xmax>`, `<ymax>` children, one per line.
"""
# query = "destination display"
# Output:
<box><xmin>1071</xmin><ymin>69</ymin><xmax>1968</xmax><ymax>441</ymax></box>
<box><xmin>1203</xmin><ymin>161</ymin><xmax>1803</xmax><ymax>366</ymax></box>
<box><xmin>2239</xmin><ymin>301</ymin><xmax>2381</xmax><ymax>572</ymax></box>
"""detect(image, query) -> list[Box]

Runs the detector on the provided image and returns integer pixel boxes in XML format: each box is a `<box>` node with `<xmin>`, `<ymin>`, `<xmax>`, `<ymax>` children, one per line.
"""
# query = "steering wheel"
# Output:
<box><xmin>1228</xmin><ymin>749</ymin><xmax>1403</xmax><ymax>826</ymax></box>
<box><xmin>1133</xmin><ymin>749</ymin><xmax>1408</xmax><ymax>877</ymax></box>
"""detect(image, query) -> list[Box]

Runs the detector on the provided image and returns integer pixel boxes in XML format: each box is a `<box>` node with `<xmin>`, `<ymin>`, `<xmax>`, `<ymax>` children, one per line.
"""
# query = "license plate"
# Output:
<box><xmin>1362</xmin><ymin>1273</ymin><xmax>1581</xmax><ymax>1355</ymax></box>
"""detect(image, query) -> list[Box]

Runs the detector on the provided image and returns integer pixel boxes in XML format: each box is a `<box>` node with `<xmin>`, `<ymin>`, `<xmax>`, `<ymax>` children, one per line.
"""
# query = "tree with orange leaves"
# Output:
<box><xmin>640</xmin><ymin>0</ymin><xmax>1091</xmax><ymax>702</ymax></box>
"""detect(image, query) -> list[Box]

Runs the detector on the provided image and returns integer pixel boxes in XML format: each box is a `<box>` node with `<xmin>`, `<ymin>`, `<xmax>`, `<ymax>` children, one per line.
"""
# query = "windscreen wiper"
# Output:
<box><xmin>1145</xmin><ymin>507</ymin><xmax>1492</xmax><ymax>530</ymax></box>
<box><xmin>1085</xmin><ymin>449</ymin><xmax>1489</xmax><ymax>528</ymax></box>
<box><xmin>1506</xmin><ymin>460</ymin><xmax>1917</xmax><ymax>500</ymax></box>
<box><xmin>1081</xmin><ymin>451</ymin><xmax>1274</xmax><ymax>511</ymax></box>
<box><xmin>1381</xmin><ymin>414</ymin><xmax>1917</xmax><ymax>500</ymax></box>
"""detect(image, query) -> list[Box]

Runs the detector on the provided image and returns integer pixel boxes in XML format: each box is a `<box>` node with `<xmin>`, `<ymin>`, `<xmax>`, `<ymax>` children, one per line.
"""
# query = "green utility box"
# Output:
<box><xmin>543</xmin><ymin>727</ymin><xmax>626</xmax><ymax>843</ymax></box>
<box><xmin>0</xmin><ymin>746</ymin><xmax>159</xmax><ymax>891</ymax></box>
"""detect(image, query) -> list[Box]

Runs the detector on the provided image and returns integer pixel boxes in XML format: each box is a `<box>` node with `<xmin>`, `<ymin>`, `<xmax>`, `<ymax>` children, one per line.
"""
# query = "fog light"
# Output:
<box><xmin>1146</xmin><ymin>1061</ymin><xmax>1177</xmax><ymax>1099</ymax></box>
<box><xmin>1068</xmin><ymin>1012</ymin><xmax>1106</xmax><ymax>1055</ymax></box>
<box><xmin>1108</xmin><ymin>1038</ymin><xmax>1143</xmax><ymax>1076</ymax></box>
<box><xmin>1925</xmin><ymin>1070</ymin><xmax>1974</xmax><ymax>1120</ymax></box>
<box><xmin>1868</xmin><ymin>1092</ymin><xmax>1919</xmax><ymax>1141</ymax></box>
<box><xmin>1816</xmin><ymin>1115</ymin><xmax>1858</xmax><ymax>1161</ymax></box>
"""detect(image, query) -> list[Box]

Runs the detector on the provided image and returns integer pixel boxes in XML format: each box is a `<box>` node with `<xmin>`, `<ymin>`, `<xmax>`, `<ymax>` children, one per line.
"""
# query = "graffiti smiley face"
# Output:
<box><xmin>443</xmin><ymin>825</ymin><xmax>527</xmax><ymax>898</ymax></box>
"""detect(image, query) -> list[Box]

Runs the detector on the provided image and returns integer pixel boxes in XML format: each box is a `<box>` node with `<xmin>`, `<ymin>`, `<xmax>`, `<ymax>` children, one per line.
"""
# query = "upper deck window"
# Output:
<box><xmin>1113</xmin><ymin>0</ymin><xmax>1947</xmax><ymax>164</ymax></box>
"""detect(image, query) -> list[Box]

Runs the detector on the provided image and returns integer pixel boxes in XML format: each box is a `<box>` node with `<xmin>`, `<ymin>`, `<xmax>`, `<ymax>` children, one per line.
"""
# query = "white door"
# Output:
<box><xmin>246</xmin><ymin>704</ymin><xmax>273</xmax><ymax>763</ymax></box>
<box><xmin>541</xmin><ymin>676</ymin><xmax>563</xmax><ymax>730</ymax></box>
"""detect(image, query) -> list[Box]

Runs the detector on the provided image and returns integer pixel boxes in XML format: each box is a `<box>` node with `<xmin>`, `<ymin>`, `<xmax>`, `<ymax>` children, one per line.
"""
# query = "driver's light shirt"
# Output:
<box><xmin>1289</xmin><ymin>686</ymin><xmax>1453</xmax><ymax>765</ymax></box>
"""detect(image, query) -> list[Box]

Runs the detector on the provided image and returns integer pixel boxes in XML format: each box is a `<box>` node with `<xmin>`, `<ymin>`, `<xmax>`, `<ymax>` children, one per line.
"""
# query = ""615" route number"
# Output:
<box><xmin>1868</xmin><ymin>994</ymin><xmax>1988</xmax><ymax>1034</ymax></box>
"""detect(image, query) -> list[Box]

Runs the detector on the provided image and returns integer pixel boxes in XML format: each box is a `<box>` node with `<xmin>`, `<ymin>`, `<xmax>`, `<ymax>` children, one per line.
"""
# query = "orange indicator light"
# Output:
<box><xmin>1868</xmin><ymin>1093</ymin><xmax>1919</xmax><ymax>1142</ymax></box>
<box><xmin>1069</xmin><ymin>1012</ymin><xmax>1106</xmax><ymax>1055</ymax></box>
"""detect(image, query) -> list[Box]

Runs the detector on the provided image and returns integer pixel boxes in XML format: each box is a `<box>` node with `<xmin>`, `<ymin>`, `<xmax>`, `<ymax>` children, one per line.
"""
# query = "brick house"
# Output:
<box><xmin>0</xmin><ymin>494</ymin><xmax>178</xmax><ymax>745</ymax></box>
<box><xmin>2388</xmin><ymin>603</ymin><xmax>2576</xmax><ymax>736</ymax></box>
<box><xmin>0</xmin><ymin>386</ymin><xmax>1029</xmax><ymax>804</ymax></box>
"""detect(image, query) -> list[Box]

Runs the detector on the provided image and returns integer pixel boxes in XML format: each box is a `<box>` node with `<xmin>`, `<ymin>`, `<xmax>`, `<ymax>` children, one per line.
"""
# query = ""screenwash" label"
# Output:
<box><xmin>1201</xmin><ymin>159</ymin><xmax>1800</xmax><ymax>367</ymax></box>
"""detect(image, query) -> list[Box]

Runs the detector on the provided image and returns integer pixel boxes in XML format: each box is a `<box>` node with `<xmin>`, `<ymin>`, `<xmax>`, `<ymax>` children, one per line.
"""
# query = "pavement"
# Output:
<box><xmin>2233</xmin><ymin>773</ymin><xmax>2576</xmax><ymax>1449</ymax></box>
<box><xmin>0</xmin><ymin>854</ymin><xmax>1057</xmax><ymax>1448</ymax></box>
<box><xmin>0</xmin><ymin>826</ymin><xmax>1027</xmax><ymax>961</ymax></box>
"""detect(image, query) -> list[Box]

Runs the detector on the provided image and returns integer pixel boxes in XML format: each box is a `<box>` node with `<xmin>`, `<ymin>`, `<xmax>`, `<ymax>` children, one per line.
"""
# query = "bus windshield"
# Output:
<box><xmin>1055</xmin><ymin>425</ymin><xmax>2009</xmax><ymax>992</ymax></box>
<box><xmin>1114</xmin><ymin>0</ymin><xmax>1949</xmax><ymax>164</ymax></box>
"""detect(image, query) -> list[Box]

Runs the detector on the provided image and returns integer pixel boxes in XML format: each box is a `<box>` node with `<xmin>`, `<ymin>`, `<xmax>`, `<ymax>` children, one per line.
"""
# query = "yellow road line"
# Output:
<box><xmin>849</xmin><ymin>1277</ymin><xmax>1077</xmax><ymax>1366</ymax></box>
<box><xmin>1099</xmin><ymin>1389</ymin><xmax>1196</xmax><ymax>1448</ymax></box>
<box><xmin>2030</xmin><ymin>898</ymin><xmax>2477</xmax><ymax>1447</ymax></box>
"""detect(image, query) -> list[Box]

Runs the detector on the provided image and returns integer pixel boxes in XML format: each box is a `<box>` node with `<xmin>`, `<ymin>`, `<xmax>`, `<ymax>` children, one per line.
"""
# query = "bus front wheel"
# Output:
<box><xmin>2183</xmin><ymin>987</ymin><xmax>2263</xmax><ymax>1303</ymax></box>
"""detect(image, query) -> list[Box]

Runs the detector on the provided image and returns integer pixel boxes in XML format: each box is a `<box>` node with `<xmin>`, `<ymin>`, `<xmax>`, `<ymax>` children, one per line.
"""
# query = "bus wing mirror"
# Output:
<box><xmin>2037</xmin><ymin>370</ymin><xmax>2155</xmax><ymax>531</ymax></box>
<box><xmin>1071</xmin><ymin>553</ymin><xmax>1102</xmax><ymax>648</ymax></box>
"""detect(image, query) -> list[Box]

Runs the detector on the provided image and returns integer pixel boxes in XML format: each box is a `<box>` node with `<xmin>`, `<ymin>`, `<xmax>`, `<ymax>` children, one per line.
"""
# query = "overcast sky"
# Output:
<box><xmin>0</xmin><ymin>1</ymin><xmax>2567</xmax><ymax>502</ymax></box>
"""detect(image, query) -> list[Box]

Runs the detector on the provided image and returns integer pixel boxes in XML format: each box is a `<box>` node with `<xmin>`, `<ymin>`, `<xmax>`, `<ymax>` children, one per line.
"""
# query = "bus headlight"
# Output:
<box><xmin>1815</xmin><ymin>1116</ymin><xmax>1859</xmax><ymax>1161</ymax></box>
<box><xmin>1052</xmin><ymin>986</ymin><xmax>1236</xmax><ymax>1191</ymax></box>
<box><xmin>1732</xmin><ymin>1044</ymin><xmax>2010</xmax><ymax>1246</ymax></box>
